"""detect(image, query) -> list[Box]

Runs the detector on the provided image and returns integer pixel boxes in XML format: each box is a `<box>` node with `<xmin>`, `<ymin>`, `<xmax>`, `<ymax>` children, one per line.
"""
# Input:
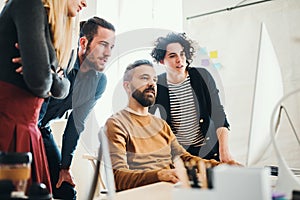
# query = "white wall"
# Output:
<box><xmin>76</xmin><ymin>0</ymin><xmax>184</xmax><ymax>199</ymax></box>
<box><xmin>0</xmin><ymin>0</ymin><xmax>182</xmax><ymax>198</ymax></box>
<box><xmin>3</xmin><ymin>0</ymin><xmax>299</xmax><ymax>197</ymax></box>
<box><xmin>0</xmin><ymin>0</ymin><xmax>4</xmax><ymax>10</ymax></box>
<box><xmin>182</xmin><ymin>0</ymin><xmax>300</xmax><ymax>165</ymax></box>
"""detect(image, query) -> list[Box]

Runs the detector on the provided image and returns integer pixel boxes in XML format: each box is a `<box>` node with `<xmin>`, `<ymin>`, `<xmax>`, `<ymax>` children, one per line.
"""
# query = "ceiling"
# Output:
<box><xmin>183</xmin><ymin>0</ymin><xmax>265</xmax><ymax>20</ymax></box>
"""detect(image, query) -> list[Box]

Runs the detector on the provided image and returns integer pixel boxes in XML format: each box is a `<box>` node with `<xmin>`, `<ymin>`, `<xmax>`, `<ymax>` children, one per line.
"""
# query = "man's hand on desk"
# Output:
<box><xmin>157</xmin><ymin>169</ymin><xmax>179</xmax><ymax>184</ymax></box>
<box><xmin>180</xmin><ymin>158</ymin><xmax>243</xmax><ymax>189</ymax></box>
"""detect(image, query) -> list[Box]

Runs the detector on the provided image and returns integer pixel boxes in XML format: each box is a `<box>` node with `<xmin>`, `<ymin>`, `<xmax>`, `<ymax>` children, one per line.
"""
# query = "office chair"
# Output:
<box><xmin>88</xmin><ymin>127</ymin><xmax>116</xmax><ymax>200</ymax></box>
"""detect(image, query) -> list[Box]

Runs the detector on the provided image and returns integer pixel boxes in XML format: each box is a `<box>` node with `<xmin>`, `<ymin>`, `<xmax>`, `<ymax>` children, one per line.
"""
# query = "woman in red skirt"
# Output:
<box><xmin>0</xmin><ymin>0</ymin><xmax>87</xmax><ymax>193</ymax></box>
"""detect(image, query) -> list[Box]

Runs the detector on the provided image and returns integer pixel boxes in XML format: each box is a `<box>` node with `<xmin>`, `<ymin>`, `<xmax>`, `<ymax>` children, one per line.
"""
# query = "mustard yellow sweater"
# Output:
<box><xmin>105</xmin><ymin>109</ymin><xmax>209</xmax><ymax>191</ymax></box>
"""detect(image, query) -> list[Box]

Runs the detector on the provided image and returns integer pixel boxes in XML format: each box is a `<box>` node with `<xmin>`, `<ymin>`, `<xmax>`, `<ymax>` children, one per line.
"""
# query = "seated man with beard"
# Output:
<box><xmin>104</xmin><ymin>60</ymin><xmax>233</xmax><ymax>192</ymax></box>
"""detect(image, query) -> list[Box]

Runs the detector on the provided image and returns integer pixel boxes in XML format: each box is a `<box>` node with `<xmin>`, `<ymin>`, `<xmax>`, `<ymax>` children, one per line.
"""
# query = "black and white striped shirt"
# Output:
<box><xmin>168</xmin><ymin>75</ymin><xmax>205</xmax><ymax>147</ymax></box>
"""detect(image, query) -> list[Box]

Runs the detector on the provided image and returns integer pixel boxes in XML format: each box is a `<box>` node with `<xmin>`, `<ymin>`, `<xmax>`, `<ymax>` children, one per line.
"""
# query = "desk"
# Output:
<box><xmin>94</xmin><ymin>182</ymin><xmax>173</xmax><ymax>200</ymax></box>
<box><xmin>94</xmin><ymin>166</ymin><xmax>281</xmax><ymax>200</ymax></box>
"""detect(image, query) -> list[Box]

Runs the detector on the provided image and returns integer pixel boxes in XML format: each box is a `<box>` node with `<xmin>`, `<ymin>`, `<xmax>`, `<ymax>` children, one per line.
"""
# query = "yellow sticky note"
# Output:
<box><xmin>209</xmin><ymin>51</ymin><xmax>218</xmax><ymax>59</ymax></box>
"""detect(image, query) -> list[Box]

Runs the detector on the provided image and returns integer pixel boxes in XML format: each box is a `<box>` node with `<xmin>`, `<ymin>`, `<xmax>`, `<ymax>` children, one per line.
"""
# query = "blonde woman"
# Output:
<box><xmin>0</xmin><ymin>0</ymin><xmax>87</xmax><ymax>194</ymax></box>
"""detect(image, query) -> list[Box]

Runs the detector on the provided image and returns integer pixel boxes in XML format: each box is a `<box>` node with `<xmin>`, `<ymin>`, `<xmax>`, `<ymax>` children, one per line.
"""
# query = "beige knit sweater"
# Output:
<box><xmin>105</xmin><ymin>109</ymin><xmax>218</xmax><ymax>191</ymax></box>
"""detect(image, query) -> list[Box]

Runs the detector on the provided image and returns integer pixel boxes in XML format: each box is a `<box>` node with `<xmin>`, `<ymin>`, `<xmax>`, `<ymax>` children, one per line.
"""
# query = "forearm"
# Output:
<box><xmin>72</xmin><ymin>100</ymin><xmax>95</xmax><ymax>134</ymax></box>
<box><xmin>216</xmin><ymin>127</ymin><xmax>232</xmax><ymax>162</ymax></box>
<box><xmin>171</xmin><ymin>138</ymin><xmax>219</xmax><ymax>166</ymax></box>
<box><xmin>60</xmin><ymin>100</ymin><xmax>96</xmax><ymax>168</ymax></box>
<box><xmin>216</xmin><ymin>127</ymin><xmax>229</xmax><ymax>152</ymax></box>
<box><xmin>203</xmin><ymin>69</ymin><xmax>230</xmax><ymax>129</ymax></box>
<box><xmin>61</xmin><ymin>113</ymin><xmax>79</xmax><ymax>169</ymax></box>
<box><xmin>60</xmin><ymin>92</ymin><xmax>99</xmax><ymax>168</ymax></box>
<box><xmin>114</xmin><ymin>168</ymin><xmax>160</xmax><ymax>191</ymax></box>
<box><xmin>72</xmin><ymin>70</ymin><xmax>106</xmax><ymax>108</ymax></box>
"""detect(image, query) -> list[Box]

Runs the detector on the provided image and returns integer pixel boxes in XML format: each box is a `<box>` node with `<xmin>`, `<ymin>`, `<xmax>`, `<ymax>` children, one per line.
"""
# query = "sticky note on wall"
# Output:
<box><xmin>201</xmin><ymin>59</ymin><xmax>210</xmax><ymax>66</ymax></box>
<box><xmin>209</xmin><ymin>51</ymin><xmax>218</xmax><ymax>59</ymax></box>
<box><xmin>213</xmin><ymin>63</ymin><xmax>222</xmax><ymax>69</ymax></box>
<box><xmin>199</xmin><ymin>47</ymin><xmax>207</xmax><ymax>55</ymax></box>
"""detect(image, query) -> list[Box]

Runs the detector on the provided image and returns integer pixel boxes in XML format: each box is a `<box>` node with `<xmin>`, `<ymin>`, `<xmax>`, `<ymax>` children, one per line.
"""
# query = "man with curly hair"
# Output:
<box><xmin>149</xmin><ymin>32</ymin><xmax>234</xmax><ymax>163</ymax></box>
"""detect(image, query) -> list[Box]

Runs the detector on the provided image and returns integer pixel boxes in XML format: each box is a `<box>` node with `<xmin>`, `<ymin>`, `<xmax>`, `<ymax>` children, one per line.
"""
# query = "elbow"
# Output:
<box><xmin>50</xmin><ymin>83</ymin><xmax>70</xmax><ymax>99</ymax></box>
<box><xmin>30</xmin><ymin>87</ymin><xmax>51</xmax><ymax>98</ymax></box>
<box><xmin>25</xmin><ymin>79</ymin><xmax>52</xmax><ymax>98</ymax></box>
<box><xmin>25</xmin><ymin>75</ymin><xmax>70</xmax><ymax>99</ymax></box>
<box><xmin>50</xmin><ymin>76</ymin><xmax>71</xmax><ymax>99</ymax></box>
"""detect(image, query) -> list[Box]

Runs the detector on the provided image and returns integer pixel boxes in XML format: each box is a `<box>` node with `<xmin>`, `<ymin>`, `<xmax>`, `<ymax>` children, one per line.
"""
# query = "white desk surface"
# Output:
<box><xmin>94</xmin><ymin>182</ymin><xmax>174</xmax><ymax>200</ymax></box>
<box><xmin>94</xmin><ymin>168</ymin><xmax>299</xmax><ymax>200</ymax></box>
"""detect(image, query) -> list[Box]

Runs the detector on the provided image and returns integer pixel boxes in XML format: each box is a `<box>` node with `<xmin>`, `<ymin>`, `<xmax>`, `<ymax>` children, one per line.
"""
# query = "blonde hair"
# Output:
<box><xmin>43</xmin><ymin>0</ymin><xmax>79</xmax><ymax>69</ymax></box>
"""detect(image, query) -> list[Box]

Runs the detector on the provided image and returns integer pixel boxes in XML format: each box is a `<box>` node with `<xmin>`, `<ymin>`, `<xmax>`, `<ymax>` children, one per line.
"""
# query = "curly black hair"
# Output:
<box><xmin>150</xmin><ymin>32</ymin><xmax>195</xmax><ymax>67</ymax></box>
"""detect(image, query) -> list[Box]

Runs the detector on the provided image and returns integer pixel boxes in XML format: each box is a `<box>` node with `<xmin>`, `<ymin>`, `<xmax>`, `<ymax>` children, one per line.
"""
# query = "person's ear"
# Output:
<box><xmin>159</xmin><ymin>60</ymin><xmax>164</xmax><ymax>65</ymax></box>
<box><xmin>123</xmin><ymin>81</ymin><xmax>130</xmax><ymax>93</ymax></box>
<box><xmin>79</xmin><ymin>36</ymin><xmax>88</xmax><ymax>49</ymax></box>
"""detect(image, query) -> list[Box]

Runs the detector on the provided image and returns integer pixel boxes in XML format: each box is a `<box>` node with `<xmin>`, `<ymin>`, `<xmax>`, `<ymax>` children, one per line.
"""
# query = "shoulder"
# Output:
<box><xmin>188</xmin><ymin>67</ymin><xmax>213</xmax><ymax>81</ymax></box>
<box><xmin>105</xmin><ymin>111</ymin><xmax>128</xmax><ymax>139</ymax></box>
<box><xmin>97</xmin><ymin>72</ymin><xmax>107</xmax><ymax>83</ymax></box>
<box><xmin>92</xmin><ymin>72</ymin><xmax>107</xmax><ymax>91</ymax></box>
<box><xmin>11</xmin><ymin>0</ymin><xmax>44</xmax><ymax>10</ymax></box>
<box><xmin>150</xmin><ymin>113</ymin><xmax>163</xmax><ymax>121</ymax></box>
<box><xmin>153</xmin><ymin>115</ymin><xmax>175</xmax><ymax>139</ymax></box>
<box><xmin>95</xmin><ymin>72</ymin><xmax>107</xmax><ymax>96</ymax></box>
<box><xmin>156</xmin><ymin>72</ymin><xmax>168</xmax><ymax>88</ymax></box>
<box><xmin>105</xmin><ymin>111</ymin><xmax>123</xmax><ymax>131</ymax></box>
<box><xmin>27</xmin><ymin>0</ymin><xmax>45</xmax><ymax>7</ymax></box>
<box><xmin>158</xmin><ymin>72</ymin><xmax>167</xmax><ymax>78</ymax></box>
<box><xmin>105</xmin><ymin>110</ymin><xmax>132</xmax><ymax>137</ymax></box>
<box><xmin>106</xmin><ymin>110</ymin><xmax>128</xmax><ymax>124</ymax></box>
<box><xmin>150</xmin><ymin>114</ymin><xmax>170</xmax><ymax>128</ymax></box>
<box><xmin>9</xmin><ymin>0</ymin><xmax>46</xmax><ymax>23</ymax></box>
<box><xmin>188</xmin><ymin>66</ymin><xmax>209</xmax><ymax>75</ymax></box>
<box><xmin>157</xmin><ymin>72</ymin><xmax>167</xmax><ymax>81</ymax></box>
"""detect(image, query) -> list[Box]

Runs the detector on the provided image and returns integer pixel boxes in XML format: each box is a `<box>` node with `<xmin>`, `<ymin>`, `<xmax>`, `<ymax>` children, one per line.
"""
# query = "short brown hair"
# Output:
<box><xmin>123</xmin><ymin>60</ymin><xmax>153</xmax><ymax>82</ymax></box>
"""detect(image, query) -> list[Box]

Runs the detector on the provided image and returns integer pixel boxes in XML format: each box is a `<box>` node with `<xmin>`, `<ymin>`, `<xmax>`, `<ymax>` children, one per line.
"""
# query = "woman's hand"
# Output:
<box><xmin>12</xmin><ymin>43</ymin><xmax>23</xmax><ymax>74</ymax></box>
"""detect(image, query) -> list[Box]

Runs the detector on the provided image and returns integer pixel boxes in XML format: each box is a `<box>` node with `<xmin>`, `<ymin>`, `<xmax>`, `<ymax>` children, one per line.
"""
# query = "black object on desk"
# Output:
<box><xmin>188</xmin><ymin>165</ymin><xmax>200</xmax><ymax>188</ymax></box>
<box><xmin>206</xmin><ymin>167</ymin><xmax>214</xmax><ymax>189</ymax></box>
<box><xmin>184</xmin><ymin>161</ymin><xmax>200</xmax><ymax>188</ymax></box>
<box><xmin>292</xmin><ymin>190</ymin><xmax>300</xmax><ymax>200</ymax></box>
<box><xmin>266</xmin><ymin>165</ymin><xmax>278</xmax><ymax>176</ymax></box>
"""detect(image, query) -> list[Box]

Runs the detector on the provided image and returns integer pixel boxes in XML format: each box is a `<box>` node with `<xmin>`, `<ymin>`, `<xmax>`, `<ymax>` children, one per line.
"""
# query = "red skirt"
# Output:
<box><xmin>0</xmin><ymin>81</ymin><xmax>52</xmax><ymax>193</ymax></box>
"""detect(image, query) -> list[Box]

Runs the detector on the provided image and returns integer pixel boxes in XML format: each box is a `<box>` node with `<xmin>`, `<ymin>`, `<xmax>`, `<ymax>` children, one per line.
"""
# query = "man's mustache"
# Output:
<box><xmin>143</xmin><ymin>87</ymin><xmax>155</xmax><ymax>94</ymax></box>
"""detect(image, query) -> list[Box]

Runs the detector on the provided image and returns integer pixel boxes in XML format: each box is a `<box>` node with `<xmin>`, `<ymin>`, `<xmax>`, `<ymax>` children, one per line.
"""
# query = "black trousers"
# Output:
<box><xmin>40</xmin><ymin>127</ymin><xmax>77</xmax><ymax>200</ymax></box>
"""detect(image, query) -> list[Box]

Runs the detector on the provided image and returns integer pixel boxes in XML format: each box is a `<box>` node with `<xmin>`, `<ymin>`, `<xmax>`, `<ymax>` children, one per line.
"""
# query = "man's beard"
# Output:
<box><xmin>82</xmin><ymin>46</ymin><xmax>105</xmax><ymax>72</ymax></box>
<box><xmin>132</xmin><ymin>87</ymin><xmax>155</xmax><ymax>107</ymax></box>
